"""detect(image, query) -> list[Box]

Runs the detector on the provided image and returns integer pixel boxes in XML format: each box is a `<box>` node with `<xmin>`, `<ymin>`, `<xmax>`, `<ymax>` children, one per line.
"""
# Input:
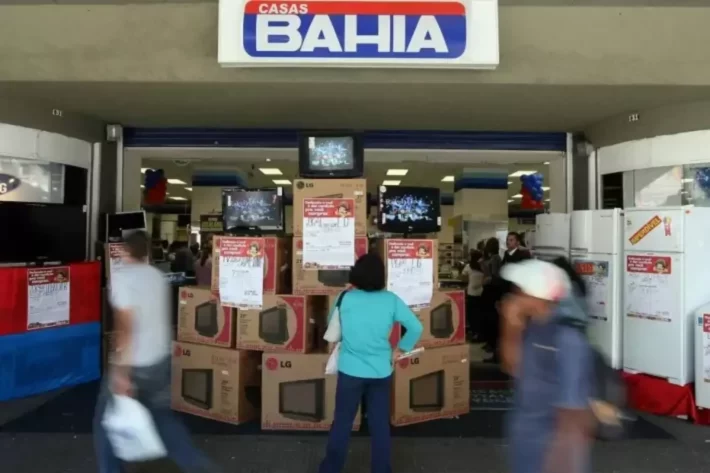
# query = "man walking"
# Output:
<box><xmin>93</xmin><ymin>230</ymin><xmax>219</xmax><ymax>473</ymax></box>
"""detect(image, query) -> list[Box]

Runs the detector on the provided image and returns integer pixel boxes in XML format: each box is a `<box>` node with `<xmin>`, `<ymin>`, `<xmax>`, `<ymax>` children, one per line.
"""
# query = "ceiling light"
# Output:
<box><xmin>272</xmin><ymin>179</ymin><xmax>292</xmax><ymax>185</ymax></box>
<box><xmin>387</xmin><ymin>169</ymin><xmax>409</xmax><ymax>176</ymax></box>
<box><xmin>542</xmin><ymin>186</ymin><xmax>550</xmax><ymax>191</ymax></box>
<box><xmin>259</xmin><ymin>168</ymin><xmax>283</xmax><ymax>176</ymax></box>
<box><xmin>266</xmin><ymin>158</ymin><xmax>272</xmax><ymax>162</ymax></box>
<box><xmin>682</xmin><ymin>178</ymin><xmax>694</xmax><ymax>183</ymax></box>
<box><xmin>140</xmin><ymin>185</ymin><xmax>145</xmax><ymax>189</ymax></box>
<box><xmin>441</xmin><ymin>176</ymin><xmax>455</xmax><ymax>182</ymax></box>
<box><xmin>167</xmin><ymin>178</ymin><xmax>186</xmax><ymax>185</ymax></box>
<box><xmin>140</xmin><ymin>168</ymin><xmax>152</xmax><ymax>174</ymax></box>
<box><xmin>544</xmin><ymin>161</ymin><xmax>550</xmax><ymax>165</ymax></box>
<box><xmin>507</xmin><ymin>181</ymin><xmax>513</xmax><ymax>185</ymax></box>
<box><xmin>508</xmin><ymin>170</ymin><xmax>537</xmax><ymax>178</ymax></box>
<box><xmin>545</xmin><ymin>198</ymin><xmax>551</xmax><ymax>202</ymax></box>
<box><xmin>507</xmin><ymin>199</ymin><xmax>514</xmax><ymax>203</ymax></box>
<box><xmin>512</xmin><ymin>194</ymin><xmax>523</xmax><ymax>199</ymax></box>
<box><xmin>382</xmin><ymin>180</ymin><xmax>401</xmax><ymax>186</ymax></box>
<box><xmin>169</xmin><ymin>196</ymin><xmax>187</xmax><ymax>201</ymax></box>
<box><xmin>184</xmin><ymin>187</ymin><xmax>193</xmax><ymax>191</ymax></box>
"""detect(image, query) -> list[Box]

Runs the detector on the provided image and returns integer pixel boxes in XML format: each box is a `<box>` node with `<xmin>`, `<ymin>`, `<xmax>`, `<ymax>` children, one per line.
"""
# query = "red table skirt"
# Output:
<box><xmin>0</xmin><ymin>262</ymin><xmax>101</xmax><ymax>336</ymax></box>
<box><xmin>623</xmin><ymin>372</ymin><xmax>710</xmax><ymax>425</ymax></box>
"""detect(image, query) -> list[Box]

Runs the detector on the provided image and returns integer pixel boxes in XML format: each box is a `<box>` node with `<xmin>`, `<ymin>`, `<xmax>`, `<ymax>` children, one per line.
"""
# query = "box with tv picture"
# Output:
<box><xmin>390</xmin><ymin>291</ymin><xmax>466</xmax><ymax>350</ymax></box>
<box><xmin>391</xmin><ymin>344</ymin><xmax>469</xmax><ymax>426</ymax></box>
<box><xmin>171</xmin><ymin>341</ymin><xmax>261</xmax><ymax>426</ymax></box>
<box><xmin>292</xmin><ymin>179</ymin><xmax>368</xmax><ymax>236</ymax></box>
<box><xmin>261</xmin><ymin>352</ymin><xmax>361</xmax><ymax>431</ymax></box>
<box><xmin>236</xmin><ymin>294</ymin><xmax>327</xmax><ymax>353</ymax></box>
<box><xmin>376</xmin><ymin>239</ymin><xmax>439</xmax><ymax>297</ymax></box>
<box><xmin>211</xmin><ymin>236</ymin><xmax>290</xmax><ymax>296</ymax></box>
<box><xmin>292</xmin><ymin>237</ymin><xmax>368</xmax><ymax>296</ymax></box>
<box><xmin>177</xmin><ymin>286</ymin><xmax>237</xmax><ymax>349</ymax></box>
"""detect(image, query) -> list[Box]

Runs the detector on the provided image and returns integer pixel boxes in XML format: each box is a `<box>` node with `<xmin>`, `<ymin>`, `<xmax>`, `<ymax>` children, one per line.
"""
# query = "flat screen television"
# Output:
<box><xmin>0</xmin><ymin>202</ymin><xmax>86</xmax><ymax>264</ymax></box>
<box><xmin>317</xmin><ymin>270</ymin><xmax>350</xmax><ymax>287</ymax></box>
<box><xmin>409</xmin><ymin>370</ymin><xmax>445</xmax><ymax>412</ymax></box>
<box><xmin>298</xmin><ymin>132</ymin><xmax>364</xmax><ymax>178</ymax></box>
<box><xmin>259</xmin><ymin>305</ymin><xmax>289</xmax><ymax>344</ymax></box>
<box><xmin>106</xmin><ymin>211</ymin><xmax>146</xmax><ymax>242</ymax></box>
<box><xmin>378</xmin><ymin>186</ymin><xmax>441</xmax><ymax>234</ymax></box>
<box><xmin>430</xmin><ymin>301</ymin><xmax>454</xmax><ymax>339</ymax></box>
<box><xmin>279</xmin><ymin>378</ymin><xmax>326</xmax><ymax>422</ymax></box>
<box><xmin>222</xmin><ymin>187</ymin><xmax>284</xmax><ymax>234</ymax></box>
<box><xmin>182</xmin><ymin>368</ymin><xmax>214</xmax><ymax>410</ymax></box>
<box><xmin>195</xmin><ymin>301</ymin><xmax>219</xmax><ymax>338</ymax></box>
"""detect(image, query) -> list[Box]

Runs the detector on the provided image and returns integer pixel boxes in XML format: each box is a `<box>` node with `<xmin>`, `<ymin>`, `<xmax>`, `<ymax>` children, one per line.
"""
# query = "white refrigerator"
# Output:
<box><xmin>533</xmin><ymin>213</ymin><xmax>570</xmax><ymax>261</ymax></box>
<box><xmin>694</xmin><ymin>303</ymin><xmax>710</xmax><ymax>409</ymax></box>
<box><xmin>623</xmin><ymin>206</ymin><xmax>710</xmax><ymax>386</ymax></box>
<box><xmin>570</xmin><ymin>209</ymin><xmax>623</xmax><ymax>369</ymax></box>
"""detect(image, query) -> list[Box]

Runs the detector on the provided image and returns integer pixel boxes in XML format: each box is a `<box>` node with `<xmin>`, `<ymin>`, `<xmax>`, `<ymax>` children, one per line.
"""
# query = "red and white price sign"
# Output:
<box><xmin>386</xmin><ymin>240</ymin><xmax>434</xmax><ymax>309</ymax></box>
<box><xmin>302</xmin><ymin>198</ymin><xmax>355</xmax><ymax>269</ymax></box>
<box><xmin>219</xmin><ymin>237</ymin><xmax>265</xmax><ymax>309</ymax></box>
<box><xmin>107</xmin><ymin>242</ymin><xmax>128</xmax><ymax>280</ymax></box>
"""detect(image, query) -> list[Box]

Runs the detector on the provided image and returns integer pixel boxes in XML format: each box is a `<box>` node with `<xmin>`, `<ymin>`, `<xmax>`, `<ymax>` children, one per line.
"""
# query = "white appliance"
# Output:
<box><xmin>694</xmin><ymin>304</ymin><xmax>710</xmax><ymax>409</ymax></box>
<box><xmin>623</xmin><ymin>206</ymin><xmax>710</xmax><ymax>385</ymax></box>
<box><xmin>570</xmin><ymin>209</ymin><xmax>623</xmax><ymax>369</ymax></box>
<box><xmin>532</xmin><ymin>213</ymin><xmax>570</xmax><ymax>261</ymax></box>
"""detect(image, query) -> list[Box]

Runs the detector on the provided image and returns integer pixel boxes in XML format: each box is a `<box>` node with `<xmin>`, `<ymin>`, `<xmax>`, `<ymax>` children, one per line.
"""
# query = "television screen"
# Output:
<box><xmin>378</xmin><ymin>186</ymin><xmax>441</xmax><ymax>234</ymax></box>
<box><xmin>222</xmin><ymin>188</ymin><xmax>284</xmax><ymax>234</ymax></box>
<box><xmin>279</xmin><ymin>378</ymin><xmax>326</xmax><ymax>422</ymax></box>
<box><xmin>195</xmin><ymin>301</ymin><xmax>219</xmax><ymax>338</ymax></box>
<box><xmin>259</xmin><ymin>305</ymin><xmax>289</xmax><ymax>344</ymax></box>
<box><xmin>107</xmin><ymin>211</ymin><xmax>146</xmax><ymax>241</ymax></box>
<box><xmin>182</xmin><ymin>368</ymin><xmax>214</xmax><ymax>410</ymax></box>
<box><xmin>430</xmin><ymin>302</ymin><xmax>454</xmax><ymax>338</ymax></box>
<box><xmin>409</xmin><ymin>370</ymin><xmax>445</xmax><ymax>412</ymax></box>
<box><xmin>298</xmin><ymin>133</ymin><xmax>364</xmax><ymax>178</ymax></box>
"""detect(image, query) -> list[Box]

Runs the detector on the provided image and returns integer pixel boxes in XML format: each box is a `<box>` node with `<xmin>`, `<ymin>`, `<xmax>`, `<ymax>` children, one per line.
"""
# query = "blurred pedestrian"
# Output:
<box><xmin>461</xmin><ymin>249</ymin><xmax>484</xmax><ymax>340</ymax></box>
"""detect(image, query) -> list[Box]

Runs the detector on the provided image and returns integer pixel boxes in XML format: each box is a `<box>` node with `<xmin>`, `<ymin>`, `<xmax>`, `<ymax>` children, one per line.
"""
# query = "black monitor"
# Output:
<box><xmin>298</xmin><ymin>132</ymin><xmax>364</xmax><ymax>178</ymax></box>
<box><xmin>378</xmin><ymin>186</ymin><xmax>441</xmax><ymax>234</ymax></box>
<box><xmin>106</xmin><ymin>211</ymin><xmax>146</xmax><ymax>242</ymax></box>
<box><xmin>430</xmin><ymin>301</ymin><xmax>454</xmax><ymax>339</ymax></box>
<box><xmin>194</xmin><ymin>301</ymin><xmax>219</xmax><ymax>338</ymax></box>
<box><xmin>279</xmin><ymin>378</ymin><xmax>326</xmax><ymax>422</ymax></box>
<box><xmin>259</xmin><ymin>305</ymin><xmax>289</xmax><ymax>344</ymax></box>
<box><xmin>409</xmin><ymin>370</ymin><xmax>445</xmax><ymax>412</ymax></box>
<box><xmin>317</xmin><ymin>270</ymin><xmax>350</xmax><ymax>287</ymax></box>
<box><xmin>222</xmin><ymin>188</ymin><xmax>284</xmax><ymax>234</ymax></box>
<box><xmin>181</xmin><ymin>368</ymin><xmax>214</xmax><ymax>410</ymax></box>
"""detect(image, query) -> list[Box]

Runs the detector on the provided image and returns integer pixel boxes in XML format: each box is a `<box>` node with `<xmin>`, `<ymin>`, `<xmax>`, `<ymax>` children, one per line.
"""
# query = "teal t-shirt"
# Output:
<box><xmin>330</xmin><ymin>289</ymin><xmax>423</xmax><ymax>379</ymax></box>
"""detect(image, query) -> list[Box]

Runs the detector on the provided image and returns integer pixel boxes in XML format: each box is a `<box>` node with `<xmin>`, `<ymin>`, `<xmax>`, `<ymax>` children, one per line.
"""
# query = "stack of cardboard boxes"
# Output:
<box><xmin>169</xmin><ymin>179</ymin><xmax>469</xmax><ymax>430</ymax></box>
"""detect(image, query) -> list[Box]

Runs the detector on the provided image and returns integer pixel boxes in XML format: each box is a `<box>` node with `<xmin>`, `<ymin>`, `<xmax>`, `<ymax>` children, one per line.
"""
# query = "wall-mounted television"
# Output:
<box><xmin>222</xmin><ymin>187</ymin><xmax>284</xmax><ymax>234</ymax></box>
<box><xmin>378</xmin><ymin>186</ymin><xmax>441</xmax><ymax>234</ymax></box>
<box><xmin>430</xmin><ymin>301</ymin><xmax>454</xmax><ymax>339</ymax></box>
<box><xmin>106</xmin><ymin>211</ymin><xmax>147</xmax><ymax>242</ymax></box>
<box><xmin>195</xmin><ymin>301</ymin><xmax>219</xmax><ymax>338</ymax></box>
<box><xmin>298</xmin><ymin>132</ymin><xmax>364</xmax><ymax>178</ymax></box>
<box><xmin>317</xmin><ymin>270</ymin><xmax>350</xmax><ymax>287</ymax></box>
<box><xmin>259</xmin><ymin>305</ymin><xmax>289</xmax><ymax>344</ymax></box>
<box><xmin>182</xmin><ymin>368</ymin><xmax>214</xmax><ymax>410</ymax></box>
<box><xmin>279</xmin><ymin>378</ymin><xmax>326</xmax><ymax>422</ymax></box>
<box><xmin>409</xmin><ymin>370</ymin><xmax>445</xmax><ymax>412</ymax></box>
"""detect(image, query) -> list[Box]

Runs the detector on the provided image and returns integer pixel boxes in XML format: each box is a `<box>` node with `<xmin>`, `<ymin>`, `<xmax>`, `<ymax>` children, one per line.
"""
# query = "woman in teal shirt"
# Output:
<box><xmin>319</xmin><ymin>253</ymin><xmax>423</xmax><ymax>473</ymax></box>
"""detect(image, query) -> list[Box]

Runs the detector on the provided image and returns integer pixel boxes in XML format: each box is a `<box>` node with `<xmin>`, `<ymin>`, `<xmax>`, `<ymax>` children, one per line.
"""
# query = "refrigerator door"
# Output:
<box><xmin>534</xmin><ymin>213</ymin><xmax>570</xmax><ymax>254</ymax></box>
<box><xmin>573</xmin><ymin>253</ymin><xmax>622</xmax><ymax>369</ymax></box>
<box><xmin>571</xmin><ymin>209</ymin><xmax>622</xmax><ymax>255</ymax></box>
<box><xmin>623</xmin><ymin>251</ymin><xmax>684</xmax><ymax>383</ymax></box>
<box><xmin>623</xmin><ymin>208</ymin><xmax>683</xmax><ymax>253</ymax></box>
<box><xmin>570</xmin><ymin>210</ymin><xmax>592</xmax><ymax>253</ymax></box>
<box><xmin>694</xmin><ymin>309</ymin><xmax>710</xmax><ymax>409</ymax></box>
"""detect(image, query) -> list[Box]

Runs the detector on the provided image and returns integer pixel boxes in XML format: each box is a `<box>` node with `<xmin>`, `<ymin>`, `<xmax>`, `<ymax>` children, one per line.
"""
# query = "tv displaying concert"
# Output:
<box><xmin>378</xmin><ymin>186</ymin><xmax>441</xmax><ymax>234</ymax></box>
<box><xmin>222</xmin><ymin>188</ymin><xmax>284</xmax><ymax>233</ymax></box>
<box><xmin>298</xmin><ymin>132</ymin><xmax>364</xmax><ymax>178</ymax></box>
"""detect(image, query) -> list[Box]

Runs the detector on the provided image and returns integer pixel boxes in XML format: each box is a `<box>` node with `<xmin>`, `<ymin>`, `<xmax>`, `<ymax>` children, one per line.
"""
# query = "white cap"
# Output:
<box><xmin>500</xmin><ymin>259</ymin><xmax>571</xmax><ymax>302</ymax></box>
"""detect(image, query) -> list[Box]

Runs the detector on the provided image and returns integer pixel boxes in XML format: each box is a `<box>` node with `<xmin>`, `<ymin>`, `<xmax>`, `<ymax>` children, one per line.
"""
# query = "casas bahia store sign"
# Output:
<box><xmin>218</xmin><ymin>0</ymin><xmax>499</xmax><ymax>69</ymax></box>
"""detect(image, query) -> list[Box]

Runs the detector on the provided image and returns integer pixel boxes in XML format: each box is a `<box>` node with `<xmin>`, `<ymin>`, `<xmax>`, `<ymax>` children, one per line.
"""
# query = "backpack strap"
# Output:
<box><xmin>335</xmin><ymin>290</ymin><xmax>348</xmax><ymax>310</ymax></box>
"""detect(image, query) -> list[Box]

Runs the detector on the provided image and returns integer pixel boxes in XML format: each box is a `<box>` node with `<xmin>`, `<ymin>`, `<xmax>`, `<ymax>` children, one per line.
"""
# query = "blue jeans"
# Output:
<box><xmin>93</xmin><ymin>357</ymin><xmax>219</xmax><ymax>473</ymax></box>
<box><xmin>319</xmin><ymin>373</ymin><xmax>392</xmax><ymax>473</ymax></box>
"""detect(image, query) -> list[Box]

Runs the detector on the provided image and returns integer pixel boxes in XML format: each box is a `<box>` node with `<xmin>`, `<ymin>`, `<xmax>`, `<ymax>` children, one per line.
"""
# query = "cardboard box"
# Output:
<box><xmin>171</xmin><ymin>341</ymin><xmax>261</xmax><ymax>425</ymax></box>
<box><xmin>236</xmin><ymin>295</ymin><xmax>327</xmax><ymax>353</ymax></box>
<box><xmin>293</xmin><ymin>237</ymin><xmax>368</xmax><ymax>295</ymax></box>
<box><xmin>211</xmin><ymin>236</ymin><xmax>290</xmax><ymax>296</ymax></box>
<box><xmin>391</xmin><ymin>291</ymin><xmax>466</xmax><ymax>350</ymax></box>
<box><xmin>261</xmin><ymin>353</ymin><xmax>361</xmax><ymax>431</ymax></box>
<box><xmin>377</xmin><ymin>239</ymin><xmax>439</xmax><ymax>302</ymax></box>
<box><xmin>293</xmin><ymin>179</ymin><xmax>368</xmax><ymax>236</ymax></box>
<box><xmin>177</xmin><ymin>286</ymin><xmax>237</xmax><ymax>348</ymax></box>
<box><xmin>391</xmin><ymin>344</ymin><xmax>470</xmax><ymax>426</ymax></box>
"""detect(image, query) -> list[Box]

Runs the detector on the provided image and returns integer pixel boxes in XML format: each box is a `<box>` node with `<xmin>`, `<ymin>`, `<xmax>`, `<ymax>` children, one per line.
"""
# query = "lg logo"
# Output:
<box><xmin>265</xmin><ymin>358</ymin><xmax>292</xmax><ymax>370</ymax></box>
<box><xmin>0</xmin><ymin>174</ymin><xmax>20</xmax><ymax>195</ymax></box>
<box><xmin>0</xmin><ymin>183</ymin><xmax>6</xmax><ymax>194</ymax></box>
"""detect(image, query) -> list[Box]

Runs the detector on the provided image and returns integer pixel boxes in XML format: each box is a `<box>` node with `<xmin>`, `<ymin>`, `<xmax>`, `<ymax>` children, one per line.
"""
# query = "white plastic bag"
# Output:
<box><xmin>323</xmin><ymin>292</ymin><xmax>346</xmax><ymax>375</ymax></box>
<box><xmin>325</xmin><ymin>342</ymin><xmax>341</xmax><ymax>375</ymax></box>
<box><xmin>102</xmin><ymin>395</ymin><xmax>167</xmax><ymax>462</ymax></box>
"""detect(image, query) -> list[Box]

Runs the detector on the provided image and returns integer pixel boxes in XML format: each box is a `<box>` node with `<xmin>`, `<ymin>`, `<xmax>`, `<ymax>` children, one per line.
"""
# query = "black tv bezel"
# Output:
<box><xmin>194</xmin><ymin>301</ymin><xmax>219</xmax><ymax>338</ymax></box>
<box><xmin>430</xmin><ymin>301</ymin><xmax>454</xmax><ymax>339</ymax></box>
<box><xmin>221</xmin><ymin>187</ymin><xmax>285</xmax><ymax>235</ymax></box>
<box><xmin>377</xmin><ymin>185</ymin><xmax>442</xmax><ymax>234</ymax></box>
<box><xmin>278</xmin><ymin>377</ymin><xmax>326</xmax><ymax>422</ymax></box>
<box><xmin>317</xmin><ymin>270</ymin><xmax>350</xmax><ymax>287</ymax></box>
<box><xmin>106</xmin><ymin>211</ymin><xmax>147</xmax><ymax>242</ymax></box>
<box><xmin>409</xmin><ymin>370</ymin><xmax>445</xmax><ymax>412</ymax></box>
<box><xmin>259</xmin><ymin>305</ymin><xmax>289</xmax><ymax>344</ymax></box>
<box><xmin>181</xmin><ymin>368</ymin><xmax>214</xmax><ymax>410</ymax></box>
<box><xmin>298</xmin><ymin>131</ymin><xmax>364</xmax><ymax>178</ymax></box>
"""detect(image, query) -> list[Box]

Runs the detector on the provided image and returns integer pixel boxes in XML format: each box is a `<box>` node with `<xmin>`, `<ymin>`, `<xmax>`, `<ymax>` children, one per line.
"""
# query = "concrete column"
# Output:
<box><xmin>548</xmin><ymin>158</ymin><xmax>566</xmax><ymax>213</ymax></box>
<box><xmin>121</xmin><ymin>149</ymin><xmax>142</xmax><ymax>211</ymax></box>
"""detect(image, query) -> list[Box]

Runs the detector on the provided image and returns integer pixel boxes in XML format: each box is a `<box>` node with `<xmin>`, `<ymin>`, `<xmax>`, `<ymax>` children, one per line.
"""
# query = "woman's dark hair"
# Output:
<box><xmin>476</xmin><ymin>239</ymin><xmax>486</xmax><ymax>251</ymax></box>
<box><xmin>349</xmin><ymin>253</ymin><xmax>386</xmax><ymax>292</ymax></box>
<box><xmin>200</xmin><ymin>243</ymin><xmax>212</xmax><ymax>266</ymax></box>
<box><xmin>468</xmin><ymin>249</ymin><xmax>483</xmax><ymax>271</ymax></box>
<box><xmin>483</xmin><ymin>237</ymin><xmax>499</xmax><ymax>258</ymax></box>
<box><xmin>552</xmin><ymin>256</ymin><xmax>587</xmax><ymax>297</ymax></box>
